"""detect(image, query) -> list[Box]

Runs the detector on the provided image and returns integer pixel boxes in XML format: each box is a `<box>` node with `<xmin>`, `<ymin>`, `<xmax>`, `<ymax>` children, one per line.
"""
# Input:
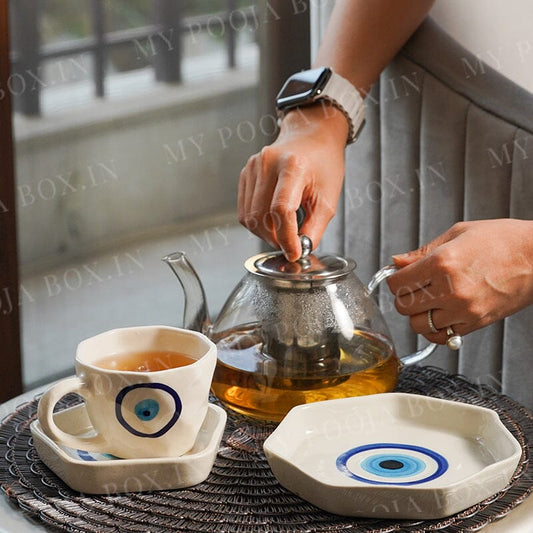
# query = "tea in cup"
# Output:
<box><xmin>37</xmin><ymin>326</ymin><xmax>217</xmax><ymax>459</ymax></box>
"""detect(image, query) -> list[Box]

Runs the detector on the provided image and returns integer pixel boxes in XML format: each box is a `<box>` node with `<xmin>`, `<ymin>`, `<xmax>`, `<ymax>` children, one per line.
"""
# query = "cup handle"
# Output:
<box><xmin>367</xmin><ymin>265</ymin><xmax>438</xmax><ymax>366</ymax></box>
<box><xmin>37</xmin><ymin>377</ymin><xmax>108</xmax><ymax>451</ymax></box>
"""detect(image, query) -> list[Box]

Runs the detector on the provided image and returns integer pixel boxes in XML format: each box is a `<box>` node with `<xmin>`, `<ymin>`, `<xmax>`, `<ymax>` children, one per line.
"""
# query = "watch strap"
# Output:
<box><xmin>320</xmin><ymin>71</ymin><xmax>365</xmax><ymax>144</ymax></box>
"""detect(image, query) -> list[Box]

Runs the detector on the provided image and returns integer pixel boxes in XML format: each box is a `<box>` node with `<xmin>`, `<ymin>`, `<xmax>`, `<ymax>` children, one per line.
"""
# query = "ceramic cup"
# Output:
<box><xmin>37</xmin><ymin>326</ymin><xmax>217</xmax><ymax>459</ymax></box>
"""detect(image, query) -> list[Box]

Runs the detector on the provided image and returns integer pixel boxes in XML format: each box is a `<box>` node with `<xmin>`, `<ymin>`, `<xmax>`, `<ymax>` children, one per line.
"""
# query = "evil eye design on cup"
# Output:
<box><xmin>135</xmin><ymin>399</ymin><xmax>159</xmax><ymax>421</ymax></box>
<box><xmin>115</xmin><ymin>383</ymin><xmax>182</xmax><ymax>438</ymax></box>
<box><xmin>336</xmin><ymin>443</ymin><xmax>448</xmax><ymax>486</ymax></box>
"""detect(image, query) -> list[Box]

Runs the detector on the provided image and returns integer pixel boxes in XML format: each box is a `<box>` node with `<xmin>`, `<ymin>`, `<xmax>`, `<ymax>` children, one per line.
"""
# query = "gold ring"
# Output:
<box><xmin>427</xmin><ymin>309</ymin><xmax>439</xmax><ymax>333</ymax></box>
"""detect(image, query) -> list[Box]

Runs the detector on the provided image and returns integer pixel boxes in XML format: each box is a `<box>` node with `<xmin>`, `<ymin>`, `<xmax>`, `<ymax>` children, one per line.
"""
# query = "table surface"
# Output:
<box><xmin>0</xmin><ymin>375</ymin><xmax>532</xmax><ymax>533</ymax></box>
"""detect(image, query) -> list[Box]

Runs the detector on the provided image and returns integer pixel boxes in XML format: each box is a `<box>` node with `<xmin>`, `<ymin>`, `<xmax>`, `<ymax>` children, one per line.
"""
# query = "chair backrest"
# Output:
<box><xmin>321</xmin><ymin>17</ymin><xmax>533</xmax><ymax>409</ymax></box>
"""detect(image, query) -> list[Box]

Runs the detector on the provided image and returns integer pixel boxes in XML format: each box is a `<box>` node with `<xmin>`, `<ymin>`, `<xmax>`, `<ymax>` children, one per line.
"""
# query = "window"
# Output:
<box><xmin>10</xmin><ymin>0</ymin><xmax>258</xmax><ymax>115</ymax></box>
<box><xmin>10</xmin><ymin>0</ymin><xmax>263</xmax><ymax>391</ymax></box>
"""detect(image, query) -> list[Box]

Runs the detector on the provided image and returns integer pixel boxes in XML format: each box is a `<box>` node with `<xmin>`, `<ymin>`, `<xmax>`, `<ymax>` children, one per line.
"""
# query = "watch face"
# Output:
<box><xmin>276</xmin><ymin>67</ymin><xmax>331</xmax><ymax>110</ymax></box>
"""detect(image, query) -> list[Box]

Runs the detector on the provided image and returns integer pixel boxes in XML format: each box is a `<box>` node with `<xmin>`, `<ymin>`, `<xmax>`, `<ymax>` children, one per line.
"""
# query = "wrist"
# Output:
<box><xmin>278</xmin><ymin>103</ymin><xmax>350</xmax><ymax>147</ymax></box>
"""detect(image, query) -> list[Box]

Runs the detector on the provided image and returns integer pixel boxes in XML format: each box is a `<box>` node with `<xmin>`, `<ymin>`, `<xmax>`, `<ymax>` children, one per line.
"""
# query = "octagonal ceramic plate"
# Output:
<box><xmin>263</xmin><ymin>393</ymin><xmax>521</xmax><ymax>519</ymax></box>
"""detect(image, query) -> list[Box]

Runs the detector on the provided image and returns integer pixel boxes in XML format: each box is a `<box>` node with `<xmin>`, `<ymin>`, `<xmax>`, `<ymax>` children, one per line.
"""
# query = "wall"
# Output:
<box><xmin>14</xmin><ymin>69</ymin><xmax>261</xmax><ymax>272</ymax></box>
<box><xmin>431</xmin><ymin>0</ymin><xmax>533</xmax><ymax>92</ymax></box>
<box><xmin>14</xmin><ymin>68</ymin><xmax>265</xmax><ymax>390</ymax></box>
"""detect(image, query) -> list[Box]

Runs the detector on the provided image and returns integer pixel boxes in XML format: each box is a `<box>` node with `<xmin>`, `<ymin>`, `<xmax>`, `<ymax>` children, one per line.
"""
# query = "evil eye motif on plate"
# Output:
<box><xmin>115</xmin><ymin>383</ymin><xmax>182</xmax><ymax>438</ymax></box>
<box><xmin>75</xmin><ymin>449</ymin><xmax>118</xmax><ymax>461</ymax></box>
<box><xmin>336</xmin><ymin>443</ymin><xmax>448</xmax><ymax>485</ymax></box>
<box><xmin>59</xmin><ymin>445</ymin><xmax>120</xmax><ymax>462</ymax></box>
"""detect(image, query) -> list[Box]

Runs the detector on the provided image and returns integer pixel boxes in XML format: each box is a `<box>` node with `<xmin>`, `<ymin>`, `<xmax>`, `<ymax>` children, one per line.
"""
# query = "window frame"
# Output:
<box><xmin>0</xmin><ymin>0</ymin><xmax>23</xmax><ymax>402</ymax></box>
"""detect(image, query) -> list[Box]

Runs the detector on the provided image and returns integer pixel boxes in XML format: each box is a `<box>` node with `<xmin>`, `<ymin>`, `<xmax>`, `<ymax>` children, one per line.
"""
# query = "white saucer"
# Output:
<box><xmin>263</xmin><ymin>393</ymin><xmax>521</xmax><ymax>519</ymax></box>
<box><xmin>30</xmin><ymin>403</ymin><xmax>227</xmax><ymax>494</ymax></box>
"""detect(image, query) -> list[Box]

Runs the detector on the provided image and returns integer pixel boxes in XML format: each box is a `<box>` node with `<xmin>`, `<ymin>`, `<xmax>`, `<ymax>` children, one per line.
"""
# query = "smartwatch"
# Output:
<box><xmin>275</xmin><ymin>67</ymin><xmax>365</xmax><ymax>144</ymax></box>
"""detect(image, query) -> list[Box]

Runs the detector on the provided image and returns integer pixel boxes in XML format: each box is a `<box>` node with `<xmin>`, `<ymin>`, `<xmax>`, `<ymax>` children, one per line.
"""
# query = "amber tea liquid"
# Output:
<box><xmin>95</xmin><ymin>350</ymin><xmax>196</xmax><ymax>372</ymax></box>
<box><xmin>211</xmin><ymin>326</ymin><xmax>400</xmax><ymax>421</ymax></box>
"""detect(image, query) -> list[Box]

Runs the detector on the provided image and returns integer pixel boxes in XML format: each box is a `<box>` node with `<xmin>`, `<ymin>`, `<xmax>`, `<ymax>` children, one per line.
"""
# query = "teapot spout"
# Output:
<box><xmin>162</xmin><ymin>251</ymin><xmax>211</xmax><ymax>334</ymax></box>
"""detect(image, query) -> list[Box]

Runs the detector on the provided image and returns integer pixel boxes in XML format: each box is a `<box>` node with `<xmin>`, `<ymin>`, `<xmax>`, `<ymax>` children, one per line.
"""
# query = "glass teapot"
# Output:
<box><xmin>163</xmin><ymin>241</ymin><xmax>436</xmax><ymax>421</ymax></box>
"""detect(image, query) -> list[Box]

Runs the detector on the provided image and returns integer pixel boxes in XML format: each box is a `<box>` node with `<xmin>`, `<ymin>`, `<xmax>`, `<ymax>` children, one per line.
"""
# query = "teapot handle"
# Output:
<box><xmin>367</xmin><ymin>265</ymin><xmax>438</xmax><ymax>366</ymax></box>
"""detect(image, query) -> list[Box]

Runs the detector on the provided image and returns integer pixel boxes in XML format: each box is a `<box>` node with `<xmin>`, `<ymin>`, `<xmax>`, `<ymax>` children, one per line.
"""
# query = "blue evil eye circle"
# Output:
<box><xmin>134</xmin><ymin>399</ymin><xmax>160</xmax><ymax>421</ymax></box>
<box><xmin>361</xmin><ymin>453</ymin><xmax>425</xmax><ymax>478</ymax></box>
<box><xmin>336</xmin><ymin>443</ymin><xmax>448</xmax><ymax>486</ymax></box>
<box><xmin>115</xmin><ymin>383</ymin><xmax>182</xmax><ymax>438</ymax></box>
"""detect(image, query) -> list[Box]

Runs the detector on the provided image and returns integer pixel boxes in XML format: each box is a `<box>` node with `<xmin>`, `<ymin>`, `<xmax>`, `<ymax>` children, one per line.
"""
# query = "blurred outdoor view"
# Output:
<box><xmin>10</xmin><ymin>0</ymin><xmax>263</xmax><ymax>390</ymax></box>
<box><xmin>13</xmin><ymin>0</ymin><xmax>259</xmax><ymax>113</ymax></box>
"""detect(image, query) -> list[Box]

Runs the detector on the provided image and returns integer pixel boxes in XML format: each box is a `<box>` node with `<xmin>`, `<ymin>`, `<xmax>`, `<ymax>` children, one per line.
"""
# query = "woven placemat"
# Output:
<box><xmin>1</xmin><ymin>365</ymin><xmax>532</xmax><ymax>533</ymax></box>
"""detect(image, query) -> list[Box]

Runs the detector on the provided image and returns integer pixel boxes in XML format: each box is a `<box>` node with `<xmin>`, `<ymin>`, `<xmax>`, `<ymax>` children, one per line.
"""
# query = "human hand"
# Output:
<box><xmin>386</xmin><ymin>219</ymin><xmax>533</xmax><ymax>345</ymax></box>
<box><xmin>238</xmin><ymin>104</ymin><xmax>349</xmax><ymax>262</ymax></box>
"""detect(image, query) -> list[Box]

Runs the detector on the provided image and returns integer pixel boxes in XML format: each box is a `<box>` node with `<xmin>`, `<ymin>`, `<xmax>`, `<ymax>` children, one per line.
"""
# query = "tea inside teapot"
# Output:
<box><xmin>212</xmin><ymin>325</ymin><xmax>399</xmax><ymax>421</ymax></box>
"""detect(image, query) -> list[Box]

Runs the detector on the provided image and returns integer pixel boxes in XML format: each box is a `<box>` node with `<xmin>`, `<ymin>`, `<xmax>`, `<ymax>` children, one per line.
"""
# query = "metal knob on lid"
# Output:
<box><xmin>299</xmin><ymin>234</ymin><xmax>312</xmax><ymax>259</ymax></box>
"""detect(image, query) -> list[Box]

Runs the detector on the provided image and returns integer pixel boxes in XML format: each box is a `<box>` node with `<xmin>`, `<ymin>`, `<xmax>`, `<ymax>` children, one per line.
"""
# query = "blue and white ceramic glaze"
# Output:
<box><xmin>263</xmin><ymin>393</ymin><xmax>522</xmax><ymax>519</ymax></box>
<box><xmin>336</xmin><ymin>442</ymin><xmax>448</xmax><ymax>485</ymax></box>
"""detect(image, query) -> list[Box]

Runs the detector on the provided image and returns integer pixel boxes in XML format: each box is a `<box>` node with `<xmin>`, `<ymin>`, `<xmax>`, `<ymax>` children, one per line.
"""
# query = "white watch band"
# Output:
<box><xmin>319</xmin><ymin>71</ymin><xmax>365</xmax><ymax>144</ymax></box>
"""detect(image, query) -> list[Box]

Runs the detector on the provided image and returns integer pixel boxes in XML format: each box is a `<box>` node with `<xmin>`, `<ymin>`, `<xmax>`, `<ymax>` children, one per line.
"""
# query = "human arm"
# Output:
<box><xmin>238</xmin><ymin>0</ymin><xmax>435</xmax><ymax>261</ymax></box>
<box><xmin>386</xmin><ymin>219</ymin><xmax>533</xmax><ymax>344</ymax></box>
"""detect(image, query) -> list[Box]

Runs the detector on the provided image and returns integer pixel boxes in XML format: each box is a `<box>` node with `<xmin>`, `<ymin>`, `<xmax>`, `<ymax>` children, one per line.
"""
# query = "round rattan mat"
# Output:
<box><xmin>1</xmin><ymin>365</ymin><xmax>532</xmax><ymax>533</ymax></box>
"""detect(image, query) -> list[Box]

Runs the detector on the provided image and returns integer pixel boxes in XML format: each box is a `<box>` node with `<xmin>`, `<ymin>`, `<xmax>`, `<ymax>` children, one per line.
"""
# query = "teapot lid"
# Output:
<box><xmin>245</xmin><ymin>251</ymin><xmax>356</xmax><ymax>285</ymax></box>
